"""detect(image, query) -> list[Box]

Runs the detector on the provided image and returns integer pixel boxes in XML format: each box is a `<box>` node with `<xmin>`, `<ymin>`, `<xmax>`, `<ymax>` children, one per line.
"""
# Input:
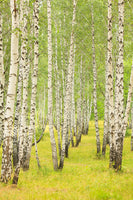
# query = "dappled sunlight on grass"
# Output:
<box><xmin>0</xmin><ymin>121</ymin><xmax>133</xmax><ymax>199</ymax></box>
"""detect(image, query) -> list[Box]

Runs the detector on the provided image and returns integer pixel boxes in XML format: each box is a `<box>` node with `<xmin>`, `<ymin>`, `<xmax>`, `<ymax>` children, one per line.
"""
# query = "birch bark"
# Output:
<box><xmin>13</xmin><ymin>0</ymin><xmax>30</xmax><ymax>184</ymax></box>
<box><xmin>122</xmin><ymin>63</ymin><xmax>133</xmax><ymax>138</ymax></box>
<box><xmin>0</xmin><ymin>13</ymin><xmax>5</xmax><ymax>147</ymax></box>
<box><xmin>47</xmin><ymin>0</ymin><xmax>58</xmax><ymax>170</ymax></box>
<box><xmin>70</xmin><ymin>45</ymin><xmax>76</xmax><ymax>146</ymax></box>
<box><xmin>102</xmin><ymin>60</ymin><xmax>109</xmax><ymax>155</ymax></box>
<box><xmin>22</xmin><ymin>0</ymin><xmax>39</xmax><ymax>172</ymax></box>
<box><xmin>91</xmin><ymin>4</ymin><xmax>100</xmax><ymax>154</ymax></box>
<box><xmin>106</xmin><ymin>0</ymin><xmax>116</xmax><ymax>167</ymax></box>
<box><xmin>55</xmin><ymin>21</ymin><xmax>61</xmax><ymax>157</ymax></box>
<box><xmin>34</xmin><ymin>128</ymin><xmax>41</xmax><ymax>168</ymax></box>
<box><xmin>13</xmin><ymin>0</ymin><xmax>28</xmax><ymax>167</ymax></box>
<box><xmin>114</xmin><ymin>0</ymin><xmax>124</xmax><ymax>170</ymax></box>
<box><xmin>1</xmin><ymin>0</ymin><xmax>19</xmax><ymax>183</ymax></box>
<box><xmin>76</xmin><ymin>57</ymin><xmax>82</xmax><ymax>147</ymax></box>
<box><xmin>59</xmin><ymin>0</ymin><xmax>76</xmax><ymax>169</ymax></box>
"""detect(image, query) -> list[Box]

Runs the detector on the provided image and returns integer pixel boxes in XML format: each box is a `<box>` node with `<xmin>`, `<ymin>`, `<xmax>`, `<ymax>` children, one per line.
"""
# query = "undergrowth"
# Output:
<box><xmin>0</xmin><ymin>121</ymin><xmax>133</xmax><ymax>200</ymax></box>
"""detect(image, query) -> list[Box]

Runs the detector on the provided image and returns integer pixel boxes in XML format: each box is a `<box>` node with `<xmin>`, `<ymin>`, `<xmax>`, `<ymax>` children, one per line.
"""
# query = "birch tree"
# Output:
<box><xmin>59</xmin><ymin>0</ymin><xmax>77</xmax><ymax>169</ymax></box>
<box><xmin>0</xmin><ymin>12</ymin><xmax>5</xmax><ymax>147</ymax></box>
<box><xmin>22</xmin><ymin>0</ymin><xmax>39</xmax><ymax>172</ymax></box>
<box><xmin>122</xmin><ymin>62</ymin><xmax>133</xmax><ymax>138</ymax></box>
<box><xmin>70</xmin><ymin>44</ymin><xmax>76</xmax><ymax>147</ymax></box>
<box><xmin>55</xmin><ymin>21</ymin><xmax>61</xmax><ymax>156</ymax></box>
<box><xmin>76</xmin><ymin>57</ymin><xmax>82</xmax><ymax>147</ymax></box>
<box><xmin>13</xmin><ymin>0</ymin><xmax>27</xmax><ymax>167</ymax></box>
<box><xmin>12</xmin><ymin>0</ymin><xmax>31</xmax><ymax>184</ymax></box>
<box><xmin>102</xmin><ymin>59</ymin><xmax>109</xmax><ymax>156</ymax></box>
<box><xmin>47</xmin><ymin>0</ymin><xmax>58</xmax><ymax>170</ymax></box>
<box><xmin>114</xmin><ymin>0</ymin><xmax>124</xmax><ymax>170</ymax></box>
<box><xmin>91</xmin><ymin>4</ymin><xmax>100</xmax><ymax>154</ymax></box>
<box><xmin>1</xmin><ymin>0</ymin><xmax>19</xmax><ymax>183</ymax></box>
<box><xmin>106</xmin><ymin>0</ymin><xmax>116</xmax><ymax>167</ymax></box>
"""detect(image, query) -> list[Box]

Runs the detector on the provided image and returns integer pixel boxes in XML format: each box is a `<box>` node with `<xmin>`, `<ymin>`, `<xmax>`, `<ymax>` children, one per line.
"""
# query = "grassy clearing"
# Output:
<box><xmin>0</xmin><ymin>121</ymin><xmax>133</xmax><ymax>200</ymax></box>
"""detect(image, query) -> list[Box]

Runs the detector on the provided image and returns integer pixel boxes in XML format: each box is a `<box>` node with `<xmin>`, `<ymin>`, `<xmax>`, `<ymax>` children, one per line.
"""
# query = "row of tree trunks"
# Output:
<box><xmin>59</xmin><ymin>0</ymin><xmax>77</xmax><ymax>169</ymax></box>
<box><xmin>13</xmin><ymin>0</ymin><xmax>25</xmax><ymax>168</ymax></box>
<box><xmin>13</xmin><ymin>0</ymin><xmax>39</xmax><ymax>184</ymax></box>
<box><xmin>1</xmin><ymin>0</ymin><xmax>19</xmax><ymax>183</ymax></box>
<box><xmin>23</xmin><ymin>0</ymin><xmax>39</xmax><ymax>171</ymax></box>
<box><xmin>12</xmin><ymin>0</ymin><xmax>30</xmax><ymax>184</ymax></box>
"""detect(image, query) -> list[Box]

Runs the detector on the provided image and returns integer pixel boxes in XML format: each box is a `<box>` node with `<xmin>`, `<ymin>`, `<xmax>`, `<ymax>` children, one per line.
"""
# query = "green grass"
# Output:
<box><xmin>0</xmin><ymin>121</ymin><xmax>133</xmax><ymax>200</ymax></box>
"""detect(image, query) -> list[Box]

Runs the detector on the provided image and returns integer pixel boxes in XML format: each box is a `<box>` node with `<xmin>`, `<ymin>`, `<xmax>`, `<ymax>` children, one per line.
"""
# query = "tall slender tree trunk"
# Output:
<box><xmin>76</xmin><ymin>57</ymin><xmax>82</xmax><ymax>147</ymax></box>
<box><xmin>106</xmin><ymin>0</ymin><xmax>116</xmax><ymax>168</ymax></box>
<box><xmin>82</xmin><ymin>67</ymin><xmax>86</xmax><ymax>135</ymax></box>
<box><xmin>43</xmin><ymin>84</ymin><xmax>46</xmax><ymax>127</ymax></box>
<box><xmin>13</xmin><ymin>0</ymin><xmax>28</xmax><ymax>167</ymax></box>
<box><xmin>122</xmin><ymin>62</ymin><xmax>133</xmax><ymax>138</ymax></box>
<box><xmin>0</xmin><ymin>13</ymin><xmax>5</xmax><ymax>147</ymax></box>
<box><xmin>13</xmin><ymin>0</ymin><xmax>30</xmax><ymax>184</ymax></box>
<box><xmin>22</xmin><ymin>0</ymin><xmax>39</xmax><ymax>172</ymax></box>
<box><xmin>55</xmin><ymin>21</ymin><xmax>61</xmax><ymax>157</ymax></box>
<box><xmin>34</xmin><ymin>128</ymin><xmax>41</xmax><ymax>168</ymax></box>
<box><xmin>114</xmin><ymin>0</ymin><xmax>124</xmax><ymax>170</ymax></box>
<box><xmin>86</xmin><ymin>97</ymin><xmax>92</xmax><ymax>134</ymax></box>
<box><xmin>70</xmin><ymin>45</ymin><xmax>76</xmax><ymax>147</ymax></box>
<box><xmin>102</xmin><ymin>59</ymin><xmax>109</xmax><ymax>156</ymax></box>
<box><xmin>91</xmin><ymin>4</ymin><xmax>100</xmax><ymax>154</ymax></box>
<box><xmin>1</xmin><ymin>0</ymin><xmax>19</xmax><ymax>183</ymax></box>
<box><xmin>59</xmin><ymin>0</ymin><xmax>77</xmax><ymax>169</ymax></box>
<box><xmin>47</xmin><ymin>0</ymin><xmax>58</xmax><ymax>170</ymax></box>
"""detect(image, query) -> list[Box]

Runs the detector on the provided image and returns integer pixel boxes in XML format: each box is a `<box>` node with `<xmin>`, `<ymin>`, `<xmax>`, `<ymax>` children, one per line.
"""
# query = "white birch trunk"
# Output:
<box><xmin>114</xmin><ymin>0</ymin><xmax>124</xmax><ymax>170</ymax></box>
<box><xmin>55</xmin><ymin>21</ymin><xmax>61</xmax><ymax>156</ymax></box>
<box><xmin>76</xmin><ymin>57</ymin><xmax>82</xmax><ymax>146</ymax></box>
<box><xmin>13</xmin><ymin>0</ymin><xmax>30</xmax><ymax>184</ymax></box>
<box><xmin>86</xmin><ymin>97</ymin><xmax>92</xmax><ymax>133</ymax></box>
<box><xmin>47</xmin><ymin>0</ymin><xmax>58</xmax><ymax>170</ymax></box>
<box><xmin>1</xmin><ymin>0</ymin><xmax>19</xmax><ymax>183</ymax></box>
<box><xmin>70</xmin><ymin>45</ymin><xmax>76</xmax><ymax>146</ymax></box>
<box><xmin>102</xmin><ymin>59</ymin><xmax>109</xmax><ymax>155</ymax></box>
<box><xmin>20</xmin><ymin>0</ymin><xmax>39</xmax><ymax>173</ymax></box>
<box><xmin>13</xmin><ymin>0</ymin><xmax>27</xmax><ymax>167</ymax></box>
<box><xmin>43</xmin><ymin>84</ymin><xmax>46</xmax><ymax>127</ymax></box>
<box><xmin>34</xmin><ymin>128</ymin><xmax>41</xmax><ymax>168</ymax></box>
<box><xmin>0</xmin><ymin>13</ymin><xmax>5</xmax><ymax>147</ymax></box>
<box><xmin>91</xmin><ymin>4</ymin><xmax>100</xmax><ymax>154</ymax></box>
<box><xmin>106</xmin><ymin>0</ymin><xmax>116</xmax><ymax>168</ymax></box>
<box><xmin>59</xmin><ymin>0</ymin><xmax>76</xmax><ymax>169</ymax></box>
<box><xmin>122</xmin><ymin>62</ymin><xmax>133</xmax><ymax>138</ymax></box>
<box><xmin>82</xmin><ymin>67</ymin><xmax>86</xmax><ymax>135</ymax></box>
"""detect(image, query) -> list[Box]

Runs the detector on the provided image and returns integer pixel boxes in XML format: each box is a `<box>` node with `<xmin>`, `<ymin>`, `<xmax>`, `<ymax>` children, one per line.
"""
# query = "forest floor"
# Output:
<box><xmin>0</xmin><ymin>121</ymin><xmax>133</xmax><ymax>200</ymax></box>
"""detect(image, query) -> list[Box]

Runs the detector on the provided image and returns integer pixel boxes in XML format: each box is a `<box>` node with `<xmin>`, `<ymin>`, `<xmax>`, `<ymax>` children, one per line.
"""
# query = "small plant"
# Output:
<box><xmin>125</xmin><ymin>129</ymin><xmax>131</xmax><ymax>137</ymax></box>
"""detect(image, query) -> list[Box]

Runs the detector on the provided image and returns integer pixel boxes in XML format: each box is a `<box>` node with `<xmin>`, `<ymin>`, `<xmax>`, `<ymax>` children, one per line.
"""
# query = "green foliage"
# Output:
<box><xmin>125</xmin><ymin>128</ymin><xmax>131</xmax><ymax>138</ymax></box>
